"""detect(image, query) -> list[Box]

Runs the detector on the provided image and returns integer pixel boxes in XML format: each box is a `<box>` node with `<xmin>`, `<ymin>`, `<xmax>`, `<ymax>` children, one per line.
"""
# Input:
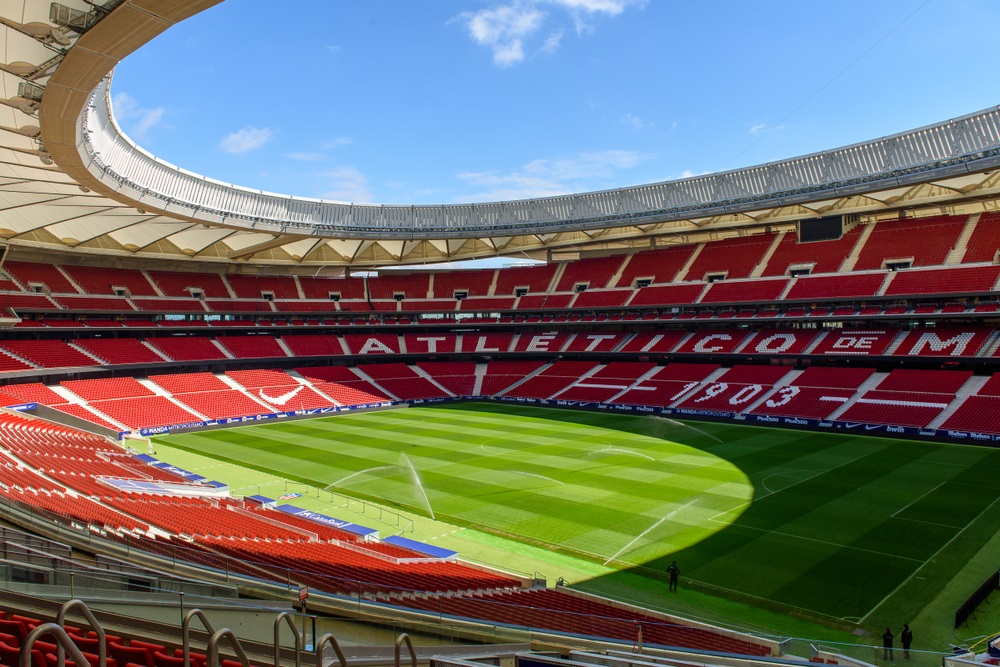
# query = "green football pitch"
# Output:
<box><xmin>153</xmin><ymin>403</ymin><xmax>1000</xmax><ymax>636</ymax></box>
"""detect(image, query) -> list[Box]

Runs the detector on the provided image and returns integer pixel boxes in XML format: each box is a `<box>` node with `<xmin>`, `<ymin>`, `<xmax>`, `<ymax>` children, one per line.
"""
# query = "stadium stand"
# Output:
<box><xmin>762</xmin><ymin>227</ymin><xmax>863</xmax><ymax>276</ymax></box>
<box><xmin>683</xmin><ymin>235</ymin><xmax>774</xmax><ymax>280</ymax></box>
<box><xmin>555</xmin><ymin>256</ymin><xmax>624</xmax><ymax>292</ymax></box>
<box><xmin>146</xmin><ymin>337</ymin><xmax>228</xmax><ymax>361</ymax></box>
<box><xmin>61</xmin><ymin>266</ymin><xmax>157</xmax><ymax>296</ymax></box>
<box><xmin>617</xmin><ymin>246</ymin><xmax>695</xmax><ymax>286</ymax></box>
<box><xmin>853</xmin><ymin>215</ymin><xmax>967</xmax><ymax>270</ymax></box>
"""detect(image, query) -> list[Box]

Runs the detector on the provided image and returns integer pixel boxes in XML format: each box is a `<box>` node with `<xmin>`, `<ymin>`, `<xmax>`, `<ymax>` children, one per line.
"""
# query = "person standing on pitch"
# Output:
<box><xmin>667</xmin><ymin>561</ymin><xmax>679</xmax><ymax>592</ymax></box>
<box><xmin>900</xmin><ymin>624</ymin><xmax>912</xmax><ymax>659</ymax></box>
<box><xmin>882</xmin><ymin>628</ymin><xmax>894</xmax><ymax>662</ymax></box>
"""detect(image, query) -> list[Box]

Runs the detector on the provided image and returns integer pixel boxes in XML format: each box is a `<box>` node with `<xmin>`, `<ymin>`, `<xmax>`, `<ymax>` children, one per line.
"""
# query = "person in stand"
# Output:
<box><xmin>900</xmin><ymin>624</ymin><xmax>912</xmax><ymax>659</ymax></box>
<box><xmin>883</xmin><ymin>628</ymin><xmax>894</xmax><ymax>662</ymax></box>
<box><xmin>666</xmin><ymin>561</ymin><xmax>680</xmax><ymax>592</ymax></box>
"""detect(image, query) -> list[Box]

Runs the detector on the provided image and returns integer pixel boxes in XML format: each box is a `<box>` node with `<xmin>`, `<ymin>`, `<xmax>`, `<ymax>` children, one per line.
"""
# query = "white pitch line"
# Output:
<box><xmin>708</xmin><ymin>447</ymin><xmax>881</xmax><ymax>523</ymax></box>
<box><xmin>710</xmin><ymin>521</ymin><xmax>924</xmax><ymax>563</ymax></box>
<box><xmin>891</xmin><ymin>480</ymin><xmax>947</xmax><ymax>519</ymax></box>
<box><xmin>603</xmin><ymin>498</ymin><xmax>697</xmax><ymax>566</ymax></box>
<box><xmin>860</xmin><ymin>493</ymin><xmax>1000</xmax><ymax>624</ymax></box>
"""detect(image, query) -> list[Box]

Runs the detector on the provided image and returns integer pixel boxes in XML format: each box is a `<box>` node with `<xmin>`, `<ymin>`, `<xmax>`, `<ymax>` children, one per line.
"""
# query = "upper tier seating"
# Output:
<box><xmin>700</xmin><ymin>278</ymin><xmax>789</xmax><ymax>304</ymax></box>
<box><xmin>853</xmin><ymin>215</ymin><xmax>967</xmax><ymax>270</ymax></box>
<box><xmin>147</xmin><ymin>270</ymin><xmax>230</xmax><ymax>298</ymax></box>
<box><xmin>205</xmin><ymin>299</ymin><xmax>272</xmax><ymax>313</ymax></box>
<box><xmin>432</xmin><ymin>270</ymin><xmax>494</xmax><ymax>297</ymax></box>
<box><xmin>0</xmin><ymin>293</ymin><xmax>58</xmax><ymax>311</ymax></box>
<box><xmin>683</xmin><ymin>235</ymin><xmax>774</xmax><ymax>280</ymax></box>
<box><xmin>52</xmin><ymin>296</ymin><xmax>135</xmax><ymax>311</ymax></box>
<box><xmin>762</xmin><ymin>227</ymin><xmax>863</xmax><ymax>276</ymax></box>
<box><xmin>784</xmin><ymin>272</ymin><xmax>885</xmax><ymax>300</ymax></box>
<box><xmin>516</xmin><ymin>293</ymin><xmax>574</xmax><ymax>309</ymax></box>
<box><xmin>367</xmin><ymin>273</ymin><xmax>430</xmax><ymax>299</ymax></box>
<box><xmin>555</xmin><ymin>256</ymin><xmax>624</xmax><ymax>292</ymax></box>
<box><xmin>962</xmin><ymin>212</ymin><xmax>1000</xmax><ymax>264</ymax></box>
<box><xmin>61</xmin><ymin>266</ymin><xmax>157</xmax><ymax>296</ymax></box>
<box><xmin>885</xmin><ymin>265</ymin><xmax>1000</xmax><ymax>296</ymax></box>
<box><xmin>571</xmin><ymin>289</ymin><xmax>632</xmax><ymax>309</ymax></box>
<box><xmin>458</xmin><ymin>296</ymin><xmax>516</xmax><ymax>311</ymax></box>
<box><xmin>617</xmin><ymin>246</ymin><xmax>695</xmax><ymax>287</ymax></box>
<box><xmin>629</xmin><ymin>283</ymin><xmax>705</xmax><ymax>307</ymax></box>
<box><xmin>132</xmin><ymin>298</ymin><xmax>207</xmax><ymax>312</ymax></box>
<box><xmin>4</xmin><ymin>262</ymin><xmax>77</xmax><ymax>293</ymax></box>
<box><xmin>493</xmin><ymin>264</ymin><xmax>557</xmax><ymax>295</ymax></box>
<box><xmin>226</xmin><ymin>275</ymin><xmax>298</xmax><ymax>299</ymax></box>
<box><xmin>298</xmin><ymin>276</ymin><xmax>365</xmax><ymax>299</ymax></box>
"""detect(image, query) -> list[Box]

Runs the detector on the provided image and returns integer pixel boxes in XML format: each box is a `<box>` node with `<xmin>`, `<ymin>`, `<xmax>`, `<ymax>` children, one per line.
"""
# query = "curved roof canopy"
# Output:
<box><xmin>0</xmin><ymin>0</ymin><xmax>994</xmax><ymax>267</ymax></box>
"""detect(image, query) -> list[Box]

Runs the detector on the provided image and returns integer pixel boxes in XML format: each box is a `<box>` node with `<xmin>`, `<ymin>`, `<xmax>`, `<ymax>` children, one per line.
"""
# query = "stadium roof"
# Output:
<box><xmin>1</xmin><ymin>0</ymin><xmax>999</xmax><ymax>268</ymax></box>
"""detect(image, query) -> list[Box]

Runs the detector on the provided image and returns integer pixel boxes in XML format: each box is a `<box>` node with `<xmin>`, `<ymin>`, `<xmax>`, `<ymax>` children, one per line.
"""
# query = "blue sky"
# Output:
<box><xmin>110</xmin><ymin>0</ymin><xmax>999</xmax><ymax>206</ymax></box>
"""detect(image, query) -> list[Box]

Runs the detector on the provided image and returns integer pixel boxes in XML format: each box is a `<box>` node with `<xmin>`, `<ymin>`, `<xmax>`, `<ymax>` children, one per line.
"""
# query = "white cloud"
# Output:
<box><xmin>320</xmin><ymin>166</ymin><xmax>374</xmax><ymax>203</ymax></box>
<box><xmin>218</xmin><ymin>126</ymin><xmax>273</xmax><ymax>154</ymax></box>
<box><xmin>111</xmin><ymin>92</ymin><xmax>167</xmax><ymax>142</ymax></box>
<box><xmin>547</xmin><ymin>0</ymin><xmax>631</xmax><ymax>13</ymax></box>
<box><xmin>456</xmin><ymin>149</ymin><xmax>647</xmax><ymax>201</ymax></box>
<box><xmin>458</xmin><ymin>4</ymin><xmax>546</xmax><ymax>67</ymax></box>
<box><xmin>455</xmin><ymin>1</ymin><xmax>642</xmax><ymax>66</ymax></box>
<box><xmin>325</xmin><ymin>44</ymin><xmax>342</xmax><ymax>55</ymax></box>
<box><xmin>541</xmin><ymin>30</ymin><xmax>564</xmax><ymax>53</ymax></box>
<box><xmin>749</xmin><ymin>122</ymin><xmax>767</xmax><ymax>135</ymax></box>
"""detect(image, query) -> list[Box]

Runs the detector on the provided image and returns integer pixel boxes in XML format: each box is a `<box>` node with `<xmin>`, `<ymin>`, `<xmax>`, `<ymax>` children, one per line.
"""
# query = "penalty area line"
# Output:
<box><xmin>859</xmin><ymin>492</ymin><xmax>1000</xmax><ymax>625</ymax></box>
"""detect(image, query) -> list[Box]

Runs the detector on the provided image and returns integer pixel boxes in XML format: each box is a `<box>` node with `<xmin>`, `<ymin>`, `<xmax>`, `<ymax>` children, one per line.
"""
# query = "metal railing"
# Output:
<box><xmin>79</xmin><ymin>77</ymin><xmax>1000</xmax><ymax>240</ymax></box>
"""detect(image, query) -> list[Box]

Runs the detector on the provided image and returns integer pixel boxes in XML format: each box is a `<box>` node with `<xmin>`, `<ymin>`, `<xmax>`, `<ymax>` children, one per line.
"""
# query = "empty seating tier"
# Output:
<box><xmin>853</xmin><ymin>215</ymin><xmax>967</xmax><ymax>271</ymax></box>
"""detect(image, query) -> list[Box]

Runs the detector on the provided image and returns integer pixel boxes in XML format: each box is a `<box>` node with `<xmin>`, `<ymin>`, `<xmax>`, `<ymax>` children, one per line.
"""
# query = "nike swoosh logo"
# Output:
<box><xmin>865</xmin><ymin>424</ymin><xmax>881</xmax><ymax>431</ymax></box>
<box><xmin>259</xmin><ymin>386</ymin><xmax>305</xmax><ymax>406</ymax></box>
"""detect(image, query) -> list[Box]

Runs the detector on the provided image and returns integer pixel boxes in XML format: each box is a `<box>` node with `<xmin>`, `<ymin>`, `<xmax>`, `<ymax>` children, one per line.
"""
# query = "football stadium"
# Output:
<box><xmin>0</xmin><ymin>2</ymin><xmax>999</xmax><ymax>667</ymax></box>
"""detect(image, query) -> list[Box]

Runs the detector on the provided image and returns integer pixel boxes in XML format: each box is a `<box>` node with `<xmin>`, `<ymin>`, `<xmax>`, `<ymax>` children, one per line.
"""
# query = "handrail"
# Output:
<box><xmin>56</xmin><ymin>599</ymin><xmax>106</xmax><ymax>667</ymax></box>
<box><xmin>394</xmin><ymin>633</ymin><xmax>416</xmax><ymax>667</ymax></box>
<box><xmin>315</xmin><ymin>633</ymin><xmax>348</xmax><ymax>667</ymax></box>
<box><xmin>182</xmin><ymin>609</ymin><xmax>217</xmax><ymax>667</ymax></box>
<box><xmin>21</xmin><ymin>623</ymin><xmax>92</xmax><ymax>667</ymax></box>
<box><xmin>207</xmin><ymin>628</ymin><xmax>252</xmax><ymax>667</ymax></box>
<box><xmin>273</xmin><ymin>611</ymin><xmax>302</xmax><ymax>667</ymax></box>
